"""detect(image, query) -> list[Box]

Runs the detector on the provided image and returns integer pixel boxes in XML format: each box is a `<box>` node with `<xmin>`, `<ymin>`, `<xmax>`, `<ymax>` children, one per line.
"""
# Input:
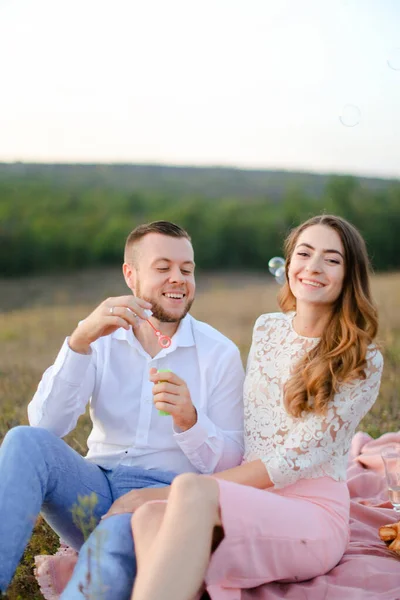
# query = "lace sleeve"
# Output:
<box><xmin>261</xmin><ymin>347</ymin><xmax>384</xmax><ymax>488</ymax></box>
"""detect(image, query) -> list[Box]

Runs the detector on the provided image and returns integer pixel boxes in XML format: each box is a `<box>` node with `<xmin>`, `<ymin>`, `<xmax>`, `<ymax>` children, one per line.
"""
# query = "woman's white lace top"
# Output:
<box><xmin>244</xmin><ymin>312</ymin><xmax>383</xmax><ymax>488</ymax></box>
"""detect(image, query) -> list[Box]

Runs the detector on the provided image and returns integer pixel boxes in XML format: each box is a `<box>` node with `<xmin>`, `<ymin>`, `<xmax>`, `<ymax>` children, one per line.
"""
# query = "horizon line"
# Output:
<box><xmin>0</xmin><ymin>160</ymin><xmax>399</xmax><ymax>182</ymax></box>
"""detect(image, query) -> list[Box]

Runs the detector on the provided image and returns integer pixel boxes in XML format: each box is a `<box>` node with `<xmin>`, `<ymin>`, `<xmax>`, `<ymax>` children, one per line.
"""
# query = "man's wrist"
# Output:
<box><xmin>174</xmin><ymin>407</ymin><xmax>198</xmax><ymax>432</ymax></box>
<box><xmin>68</xmin><ymin>332</ymin><xmax>91</xmax><ymax>355</ymax></box>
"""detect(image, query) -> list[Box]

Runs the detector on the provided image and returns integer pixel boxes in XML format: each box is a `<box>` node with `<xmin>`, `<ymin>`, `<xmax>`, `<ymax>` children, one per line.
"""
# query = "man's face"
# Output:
<box><xmin>124</xmin><ymin>233</ymin><xmax>196</xmax><ymax>323</ymax></box>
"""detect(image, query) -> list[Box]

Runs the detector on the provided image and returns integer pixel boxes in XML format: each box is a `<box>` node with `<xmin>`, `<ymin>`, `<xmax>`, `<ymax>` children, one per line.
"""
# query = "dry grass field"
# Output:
<box><xmin>0</xmin><ymin>269</ymin><xmax>399</xmax><ymax>599</ymax></box>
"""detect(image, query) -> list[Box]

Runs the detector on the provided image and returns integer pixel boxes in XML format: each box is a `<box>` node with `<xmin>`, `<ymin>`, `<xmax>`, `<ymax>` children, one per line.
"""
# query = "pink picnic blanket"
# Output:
<box><xmin>35</xmin><ymin>432</ymin><xmax>400</xmax><ymax>599</ymax></box>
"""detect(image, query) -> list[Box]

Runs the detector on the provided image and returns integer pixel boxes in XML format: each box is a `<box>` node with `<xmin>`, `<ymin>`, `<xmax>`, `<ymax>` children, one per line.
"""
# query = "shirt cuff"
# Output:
<box><xmin>173</xmin><ymin>410</ymin><xmax>216</xmax><ymax>454</ymax></box>
<box><xmin>53</xmin><ymin>337</ymin><xmax>93</xmax><ymax>385</ymax></box>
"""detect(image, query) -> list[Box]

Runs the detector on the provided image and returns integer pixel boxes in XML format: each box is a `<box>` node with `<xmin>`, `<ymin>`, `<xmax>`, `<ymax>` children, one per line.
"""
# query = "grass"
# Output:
<box><xmin>0</xmin><ymin>268</ymin><xmax>399</xmax><ymax>598</ymax></box>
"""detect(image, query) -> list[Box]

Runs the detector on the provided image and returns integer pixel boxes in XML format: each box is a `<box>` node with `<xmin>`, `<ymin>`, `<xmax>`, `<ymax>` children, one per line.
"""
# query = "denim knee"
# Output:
<box><xmin>60</xmin><ymin>514</ymin><xmax>136</xmax><ymax>600</ymax></box>
<box><xmin>1</xmin><ymin>426</ymin><xmax>57</xmax><ymax>461</ymax></box>
<box><xmin>3</xmin><ymin>425</ymin><xmax>56</xmax><ymax>444</ymax></box>
<box><xmin>87</xmin><ymin>513</ymin><xmax>134</xmax><ymax>553</ymax></box>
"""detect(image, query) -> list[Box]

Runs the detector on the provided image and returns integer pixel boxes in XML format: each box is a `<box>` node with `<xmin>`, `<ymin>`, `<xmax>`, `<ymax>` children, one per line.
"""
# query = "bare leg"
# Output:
<box><xmin>131</xmin><ymin>474</ymin><xmax>221</xmax><ymax>600</ymax></box>
<box><xmin>131</xmin><ymin>502</ymin><xmax>166</xmax><ymax>571</ymax></box>
<box><xmin>132</xmin><ymin>503</ymin><xmax>224</xmax><ymax>571</ymax></box>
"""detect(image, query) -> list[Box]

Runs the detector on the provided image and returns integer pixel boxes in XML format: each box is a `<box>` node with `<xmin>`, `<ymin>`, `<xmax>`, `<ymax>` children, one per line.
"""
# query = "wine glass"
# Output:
<box><xmin>381</xmin><ymin>446</ymin><xmax>400</xmax><ymax>513</ymax></box>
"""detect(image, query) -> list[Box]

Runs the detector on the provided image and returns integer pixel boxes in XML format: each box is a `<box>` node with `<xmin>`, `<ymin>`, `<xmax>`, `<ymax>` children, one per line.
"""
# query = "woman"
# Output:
<box><xmin>130</xmin><ymin>215</ymin><xmax>384</xmax><ymax>600</ymax></box>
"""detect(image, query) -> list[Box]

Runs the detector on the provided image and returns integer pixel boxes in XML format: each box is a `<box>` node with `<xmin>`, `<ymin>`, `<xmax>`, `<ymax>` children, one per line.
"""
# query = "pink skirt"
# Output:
<box><xmin>205</xmin><ymin>477</ymin><xmax>350</xmax><ymax>600</ymax></box>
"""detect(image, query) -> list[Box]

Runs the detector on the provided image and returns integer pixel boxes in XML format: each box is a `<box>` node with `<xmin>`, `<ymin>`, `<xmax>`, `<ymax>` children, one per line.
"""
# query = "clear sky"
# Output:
<box><xmin>0</xmin><ymin>0</ymin><xmax>399</xmax><ymax>177</ymax></box>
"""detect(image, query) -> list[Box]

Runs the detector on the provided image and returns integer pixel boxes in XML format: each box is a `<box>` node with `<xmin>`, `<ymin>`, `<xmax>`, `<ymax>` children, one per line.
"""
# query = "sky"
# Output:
<box><xmin>0</xmin><ymin>0</ymin><xmax>399</xmax><ymax>177</ymax></box>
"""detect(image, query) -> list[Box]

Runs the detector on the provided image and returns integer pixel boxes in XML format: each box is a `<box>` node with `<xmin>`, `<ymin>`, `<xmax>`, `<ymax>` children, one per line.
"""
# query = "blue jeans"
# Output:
<box><xmin>0</xmin><ymin>426</ymin><xmax>176</xmax><ymax>597</ymax></box>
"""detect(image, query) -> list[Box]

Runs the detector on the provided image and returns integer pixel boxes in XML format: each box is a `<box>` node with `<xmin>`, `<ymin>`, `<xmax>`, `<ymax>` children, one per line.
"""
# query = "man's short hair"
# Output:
<box><xmin>124</xmin><ymin>221</ymin><xmax>191</xmax><ymax>263</ymax></box>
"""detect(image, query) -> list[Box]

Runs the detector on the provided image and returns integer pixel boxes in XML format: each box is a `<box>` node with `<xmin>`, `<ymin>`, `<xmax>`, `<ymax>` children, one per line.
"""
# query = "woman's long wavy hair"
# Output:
<box><xmin>278</xmin><ymin>215</ymin><xmax>378</xmax><ymax>418</ymax></box>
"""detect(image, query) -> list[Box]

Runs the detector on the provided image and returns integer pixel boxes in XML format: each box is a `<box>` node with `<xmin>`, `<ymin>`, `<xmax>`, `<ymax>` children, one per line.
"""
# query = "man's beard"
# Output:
<box><xmin>136</xmin><ymin>282</ymin><xmax>194</xmax><ymax>323</ymax></box>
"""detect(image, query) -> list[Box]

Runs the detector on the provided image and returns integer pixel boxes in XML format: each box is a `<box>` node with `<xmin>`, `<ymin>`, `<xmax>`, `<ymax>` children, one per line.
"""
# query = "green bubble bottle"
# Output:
<box><xmin>157</xmin><ymin>369</ymin><xmax>171</xmax><ymax>416</ymax></box>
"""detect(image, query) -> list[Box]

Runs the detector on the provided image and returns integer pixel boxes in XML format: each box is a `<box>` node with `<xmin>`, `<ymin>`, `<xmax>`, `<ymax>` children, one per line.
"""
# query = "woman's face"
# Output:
<box><xmin>288</xmin><ymin>224</ymin><xmax>345</xmax><ymax>309</ymax></box>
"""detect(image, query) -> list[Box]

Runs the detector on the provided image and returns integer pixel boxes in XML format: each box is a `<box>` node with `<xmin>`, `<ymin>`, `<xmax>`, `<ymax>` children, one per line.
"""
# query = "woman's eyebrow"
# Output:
<box><xmin>297</xmin><ymin>243</ymin><xmax>344</xmax><ymax>258</ymax></box>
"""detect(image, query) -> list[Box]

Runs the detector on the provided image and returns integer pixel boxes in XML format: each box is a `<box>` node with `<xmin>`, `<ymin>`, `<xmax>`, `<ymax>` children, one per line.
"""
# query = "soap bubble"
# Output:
<box><xmin>268</xmin><ymin>256</ymin><xmax>285</xmax><ymax>275</ymax></box>
<box><xmin>274</xmin><ymin>265</ymin><xmax>286</xmax><ymax>285</ymax></box>
<box><xmin>387</xmin><ymin>48</ymin><xmax>400</xmax><ymax>71</ymax></box>
<box><xmin>339</xmin><ymin>104</ymin><xmax>361</xmax><ymax>127</ymax></box>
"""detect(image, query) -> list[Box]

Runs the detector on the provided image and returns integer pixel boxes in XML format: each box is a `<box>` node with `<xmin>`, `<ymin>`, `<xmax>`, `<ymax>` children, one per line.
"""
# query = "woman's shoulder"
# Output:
<box><xmin>365</xmin><ymin>344</ymin><xmax>384</xmax><ymax>373</ymax></box>
<box><xmin>335</xmin><ymin>344</ymin><xmax>383</xmax><ymax>399</ymax></box>
<box><xmin>253</xmin><ymin>311</ymin><xmax>293</xmax><ymax>331</ymax></box>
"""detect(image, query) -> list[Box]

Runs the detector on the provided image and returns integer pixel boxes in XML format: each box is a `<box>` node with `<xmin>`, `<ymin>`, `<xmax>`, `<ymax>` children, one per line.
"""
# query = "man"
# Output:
<box><xmin>0</xmin><ymin>221</ymin><xmax>244</xmax><ymax>598</ymax></box>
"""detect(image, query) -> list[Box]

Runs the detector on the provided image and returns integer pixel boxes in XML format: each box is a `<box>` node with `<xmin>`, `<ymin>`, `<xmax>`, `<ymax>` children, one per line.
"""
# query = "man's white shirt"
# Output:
<box><xmin>28</xmin><ymin>315</ymin><xmax>245</xmax><ymax>474</ymax></box>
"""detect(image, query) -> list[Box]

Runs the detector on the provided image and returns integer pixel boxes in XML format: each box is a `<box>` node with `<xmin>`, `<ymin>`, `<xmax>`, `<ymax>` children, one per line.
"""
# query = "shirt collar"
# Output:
<box><xmin>112</xmin><ymin>313</ymin><xmax>195</xmax><ymax>351</ymax></box>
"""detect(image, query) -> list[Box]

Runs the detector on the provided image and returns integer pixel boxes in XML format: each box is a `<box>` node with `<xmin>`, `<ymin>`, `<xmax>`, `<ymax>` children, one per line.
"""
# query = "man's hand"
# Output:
<box><xmin>69</xmin><ymin>295</ymin><xmax>152</xmax><ymax>354</ymax></box>
<box><xmin>150</xmin><ymin>368</ymin><xmax>198</xmax><ymax>431</ymax></box>
<box><xmin>102</xmin><ymin>486</ymin><xmax>170</xmax><ymax>519</ymax></box>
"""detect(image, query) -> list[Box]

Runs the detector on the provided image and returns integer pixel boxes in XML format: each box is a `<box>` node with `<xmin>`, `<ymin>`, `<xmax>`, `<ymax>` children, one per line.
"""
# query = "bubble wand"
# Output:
<box><xmin>130</xmin><ymin>308</ymin><xmax>172</xmax><ymax>349</ymax></box>
<box><xmin>146</xmin><ymin>319</ymin><xmax>172</xmax><ymax>349</ymax></box>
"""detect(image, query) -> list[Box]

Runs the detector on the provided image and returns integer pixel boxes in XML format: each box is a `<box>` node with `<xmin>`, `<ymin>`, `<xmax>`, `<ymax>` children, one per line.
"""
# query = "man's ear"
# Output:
<box><xmin>122</xmin><ymin>262</ymin><xmax>137</xmax><ymax>294</ymax></box>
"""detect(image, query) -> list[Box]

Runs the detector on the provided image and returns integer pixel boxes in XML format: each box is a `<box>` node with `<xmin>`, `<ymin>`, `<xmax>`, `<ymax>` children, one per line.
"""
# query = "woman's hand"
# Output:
<box><xmin>102</xmin><ymin>486</ymin><xmax>170</xmax><ymax>519</ymax></box>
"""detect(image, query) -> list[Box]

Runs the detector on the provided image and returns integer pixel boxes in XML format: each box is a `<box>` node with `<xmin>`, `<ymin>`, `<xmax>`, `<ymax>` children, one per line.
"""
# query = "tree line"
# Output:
<box><xmin>1</xmin><ymin>169</ymin><xmax>399</xmax><ymax>276</ymax></box>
